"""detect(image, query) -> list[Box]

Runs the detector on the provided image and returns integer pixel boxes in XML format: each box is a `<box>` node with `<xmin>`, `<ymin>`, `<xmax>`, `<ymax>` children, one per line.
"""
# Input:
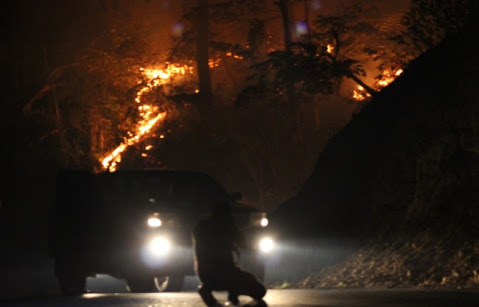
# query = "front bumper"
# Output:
<box><xmin>140</xmin><ymin>235</ymin><xmax>194</xmax><ymax>273</ymax></box>
<box><xmin>81</xmin><ymin>229</ymin><xmax>274</xmax><ymax>278</ymax></box>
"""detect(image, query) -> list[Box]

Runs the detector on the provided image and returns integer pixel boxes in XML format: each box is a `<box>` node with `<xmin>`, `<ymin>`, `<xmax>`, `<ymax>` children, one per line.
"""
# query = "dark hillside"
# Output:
<box><xmin>273</xmin><ymin>20</ymin><xmax>479</xmax><ymax>238</ymax></box>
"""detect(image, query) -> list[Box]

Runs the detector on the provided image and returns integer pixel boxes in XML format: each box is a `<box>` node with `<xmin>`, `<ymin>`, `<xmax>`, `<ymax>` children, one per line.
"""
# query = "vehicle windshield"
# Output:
<box><xmin>95</xmin><ymin>171</ymin><xmax>230</xmax><ymax>212</ymax></box>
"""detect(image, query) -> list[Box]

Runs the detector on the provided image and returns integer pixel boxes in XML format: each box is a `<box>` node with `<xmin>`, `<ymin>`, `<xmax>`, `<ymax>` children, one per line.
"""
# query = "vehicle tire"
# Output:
<box><xmin>154</xmin><ymin>274</ymin><xmax>184</xmax><ymax>292</ymax></box>
<box><xmin>54</xmin><ymin>258</ymin><xmax>86</xmax><ymax>296</ymax></box>
<box><xmin>127</xmin><ymin>276</ymin><xmax>156</xmax><ymax>293</ymax></box>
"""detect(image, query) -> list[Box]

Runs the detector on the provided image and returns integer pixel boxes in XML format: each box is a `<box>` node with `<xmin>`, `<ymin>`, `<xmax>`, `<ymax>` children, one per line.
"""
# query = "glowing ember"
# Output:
<box><xmin>208</xmin><ymin>52</ymin><xmax>244</xmax><ymax>69</ymax></box>
<box><xmin>327</xmin><ymin>44</ymin><xmax>334</xmax><ymax>54</ymax></box>
<box><xmin>225</xmin><ymin>51</ymin><xmax>244</xmax><ymax>60</ymax></box>
<box><xmin>376</xmin><ymin>68</ymin><xmax>404</xmax><ymax>88</ymax></box>
<box><xmin>353</xmin><ymin>85</ymin><xmax>371</xmax><ymax>101</ymax></box>
<box><xmin>99</xmin><ymin>63</ymin><xmax>193</xmax><ymax>172</ymax></box>
<box><xmin>352</xmin><ymin>68</ymin><xmax>403</xmax><ymax>101</ymax></box>
<box><xmin>209</xmin><ymin>58</ymin><xmax>221</xmax><ymax>68</ymax></box>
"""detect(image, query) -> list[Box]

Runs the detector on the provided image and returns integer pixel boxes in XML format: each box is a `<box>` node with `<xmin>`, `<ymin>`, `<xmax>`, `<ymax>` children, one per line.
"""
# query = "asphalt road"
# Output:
<box><xmin>2</xmin><ymin>289</ymin><xmax>479</xmax><ymax>307</ymax></box>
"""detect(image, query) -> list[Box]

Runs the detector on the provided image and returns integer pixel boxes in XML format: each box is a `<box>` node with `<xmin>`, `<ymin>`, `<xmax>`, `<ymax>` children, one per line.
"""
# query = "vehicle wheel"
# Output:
<box><xmin>127</xmin><ymin>276</ymin><xmax>156</xmax><ymax>293</ymax></box>
<box><xmin>54</xmin><ymin>259</ymin><xmax>86</xmax><ymax>296</ymax></box>
<box><xmin>154</xmin><ymin>274</ymin><xmax>184</xmax><ymax>292</ymax></box>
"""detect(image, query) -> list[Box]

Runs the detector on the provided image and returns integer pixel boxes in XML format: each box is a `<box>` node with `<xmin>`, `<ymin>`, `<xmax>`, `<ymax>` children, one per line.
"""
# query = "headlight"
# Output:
<box><xmin>258</xmin><ymin>237</ymin><xmax>274</xmax><ymax>253</ymax></box>
<box><xmin>250</xmin><ymin>212</ymin><xmax>269</xmax><ymax>228</ymax></box>
<box><xmin>147</xmin><ymin>216</ymin><xmax>162</xmax><ymax>228</ymax></box>
<box><xmin>148</xmin><ymin>237</ymin><xmax>171</xmax><ymax>256</ymax></box>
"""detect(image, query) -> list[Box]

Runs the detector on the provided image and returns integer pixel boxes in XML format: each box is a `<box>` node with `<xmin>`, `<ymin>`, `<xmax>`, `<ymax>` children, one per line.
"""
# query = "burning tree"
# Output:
<box><xmin>99</xmin><ymin>64</ymin><xmax>196</xmax><ymax>172</ymax></box>
<box><xmin>22</xmin><ymin>6</ymin><xmax>191</xmax><ymax>172</ymax></box>
<box><xmin>240</xmin><ymin>1</ymin><xmax>388</xmax><ymax>104</ymax></box>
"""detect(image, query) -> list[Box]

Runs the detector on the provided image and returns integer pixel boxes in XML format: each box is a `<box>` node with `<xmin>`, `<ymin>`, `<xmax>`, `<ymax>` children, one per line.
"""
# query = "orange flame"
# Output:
<box><xmin>327</xmin><ymin>44</ymin><xmax>334</xmax><ymax>54</ymax></box>
<box><xmin>100</xmin><ymin>110</ymin><xmax>166</xmax><ymax>172</ymax></box>
<box><xmin>100</xmin><ymin>53</ymin><xmax>244</xmax><ymax>172</ymax></box>
<box><xmin>353</xmin><ymin>85</ymin><xmax>371</xmax><ymax>101</ymax></box>
<box><xmin>141</xmin><ymin>63</ymin><xmax>194</xmax><ymax>81</ymax></box>
<box><xmin>377</xmin><ymin>68</ymin><xmax>403</xmax><ymax>88</ymax></box>
<box><xmin>100</xmin><ymin>63</ymin><xmax>193</xmax><ymax>172</ymax></box>
<box><xmin>225</xmin><ymin>51</ymin><xmax>244</xmax><ymax>60</ymax></box>
<box><xmin>352</xmin><ymin>68</ymin><xmax>403</xmax><ymax>101</ymax></box>
<box><xmin>208</xmin><ymin>52</ymin><xmax>244</xmax><ymax>69</ymax></box>
<box><xmin>208</xmin><ymin>58</ymin><xmax>221</xmax><ymax>68</ymax></box>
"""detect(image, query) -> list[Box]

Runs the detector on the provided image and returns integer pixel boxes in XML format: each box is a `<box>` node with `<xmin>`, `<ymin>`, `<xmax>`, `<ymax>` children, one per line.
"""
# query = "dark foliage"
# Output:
<box><xmin>300</xmin><ymin>230</ymin><xmax>479</xmax><ymax>288</ymax></box>
<box><xmin>273</xmin><ymin>18</ymin><xmax>479</xmax><ymax>238</ymax></box>
<box><xmin>238</xmin><ymin>2</ymin><xmax>382</xmax><ymax>105</ymax></box>
<box><xmin>253</xmin><ymin>43</ymin><xmax>335</xmax><ymax>94</ymax></box>
<box><xmin>391</xmin><ymin>0</ymin><xmax>479</xmax><ymax>65</ymax></box>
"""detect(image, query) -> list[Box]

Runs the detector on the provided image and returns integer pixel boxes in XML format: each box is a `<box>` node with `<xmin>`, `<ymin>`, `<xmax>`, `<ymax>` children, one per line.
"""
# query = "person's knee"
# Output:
<box><xmin>245</xmin><ymin>272</ymin><xmax>266</xmax><ymax>300</ymax></box>
<box><xmin>232</xmin><ymin>270</ymin><xmax>266</xmax><ymax>300</ymax></box>
<box><xmin>253</xmin><ymin>282</ymin><xmax>266</xmax><ymax>299</ymax></box>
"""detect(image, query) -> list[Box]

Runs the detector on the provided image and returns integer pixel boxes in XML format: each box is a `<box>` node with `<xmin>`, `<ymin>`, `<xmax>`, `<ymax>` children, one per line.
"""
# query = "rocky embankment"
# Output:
<box><xmin>298</xmin><ymin>232</ymin><xmax>479</xmax><ymax>289</ymax></box>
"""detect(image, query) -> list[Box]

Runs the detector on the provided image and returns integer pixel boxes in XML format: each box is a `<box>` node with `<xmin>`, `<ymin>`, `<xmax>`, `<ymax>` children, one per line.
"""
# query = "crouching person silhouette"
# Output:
<box><xmin>192</xmin><ymin>201</ymin><xmax>267</xmax><ymax>307</ymax></box>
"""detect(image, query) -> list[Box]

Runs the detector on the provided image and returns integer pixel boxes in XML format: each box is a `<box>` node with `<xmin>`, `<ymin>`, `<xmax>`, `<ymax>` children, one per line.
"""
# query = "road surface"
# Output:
<box><xmin>2</xmin><ymin>289</ymin><xmax>479</xmax><ymax>306</ymax></box>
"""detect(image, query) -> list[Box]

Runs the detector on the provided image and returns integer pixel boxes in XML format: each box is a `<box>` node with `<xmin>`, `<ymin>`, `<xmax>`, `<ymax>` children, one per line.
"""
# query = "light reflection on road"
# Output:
<box><xmin>2</xmin><ymin>289</ymin><xmax>479</xmax><ymax>307</ymax></box>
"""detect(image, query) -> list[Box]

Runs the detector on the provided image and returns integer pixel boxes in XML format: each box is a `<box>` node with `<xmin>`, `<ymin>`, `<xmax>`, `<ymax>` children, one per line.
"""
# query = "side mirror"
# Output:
<box><xmin>230</xmin><ymin>192</ymin><xmax>243</xmax><ymax>201</ymax></box>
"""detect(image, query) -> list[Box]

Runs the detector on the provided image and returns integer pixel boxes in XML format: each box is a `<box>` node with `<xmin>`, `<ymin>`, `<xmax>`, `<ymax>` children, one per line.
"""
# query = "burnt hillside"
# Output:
<box><xmin>273</xmin><ymin>22</ymin><xmax>479</xmax><ymax>238</ymax></box>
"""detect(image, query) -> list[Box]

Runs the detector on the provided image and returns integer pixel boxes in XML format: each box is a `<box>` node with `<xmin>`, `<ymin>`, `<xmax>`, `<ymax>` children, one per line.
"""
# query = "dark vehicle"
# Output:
<box><xmin>48</xmin><ymin>170</ymin><xmax>273</xmax><ymax>295</ymax></box>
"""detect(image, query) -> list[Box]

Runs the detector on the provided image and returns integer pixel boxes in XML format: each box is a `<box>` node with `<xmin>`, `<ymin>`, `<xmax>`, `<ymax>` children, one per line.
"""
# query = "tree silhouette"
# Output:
<box><xmin>391</xmin><ymin>0</ymin><xmax>479</xmax><ymax>65</ymax></box>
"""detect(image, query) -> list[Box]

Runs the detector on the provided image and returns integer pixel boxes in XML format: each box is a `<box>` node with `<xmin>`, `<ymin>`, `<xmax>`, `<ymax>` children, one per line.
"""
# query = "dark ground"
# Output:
<box><xmin>2</xmin><ymin>289</ymin><xmax>479</xmax><ymax>307</ymax></box>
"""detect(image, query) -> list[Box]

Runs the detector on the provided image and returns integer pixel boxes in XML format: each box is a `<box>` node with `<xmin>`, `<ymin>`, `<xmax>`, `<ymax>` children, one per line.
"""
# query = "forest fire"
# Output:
<box><xmin>100</xmin><ymin>108</ymin><xmax>166</xmax><ymax>172</ymax></box>
<box><xmin>100</xmin><ymin>52</ymin><xmax>403</xmax><ymax>171</ymax></box>
<box><xmin>99</xmin><ymin>63</ymin><xmax>193</xmax><ymax>172</ymax></box>
<box><xmin>208</xmin><ymin>51</ymin><xmax>245</xmax><ymax>68</ymax></box>
<box><xmin>377</xmin><ymin>68</ymin><xmax>404</xmax><ymax>87</ymax></box>
<box><xmin>353</xmin><ymin>85</ymin><xmax>371</xmax><ymax>101</ymax></box>
<box><xmin>141</xmin><ymin>63</ymin><xmax>194</xmax><ymax>81</ymax></box>
<box><xmin>99</xmin><ymin>52</ymin><xmax>246</xmax><ymax>172</ymax></box>
<box><xmin>352</xmin><ymin>68</ymin><xmax>404</xmax><ymax>101</ymax></box>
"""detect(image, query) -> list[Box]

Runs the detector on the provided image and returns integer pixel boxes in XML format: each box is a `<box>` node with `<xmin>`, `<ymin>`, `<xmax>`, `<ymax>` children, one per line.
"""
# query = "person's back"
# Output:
<box><xmin>192</xmin><ymin>202</ymin><xmax>267</xmax><ymax>307</ymax></box>
<box><xmin>193</xmin><ymin>217</ymin><xmax>237</xmax><ymax>273</ymax></box>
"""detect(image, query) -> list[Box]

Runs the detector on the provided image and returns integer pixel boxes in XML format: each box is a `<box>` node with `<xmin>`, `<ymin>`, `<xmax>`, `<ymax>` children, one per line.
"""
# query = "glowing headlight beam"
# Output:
<box><xmin>149</xmin><ymin>237</ymin><xmax>171</xmax><ymax>256</ymax></box>
<box><xmin>148</xmin><ymin>217</ymin><xmax>162</xmax><ymax>228</ymax></box>
<box><xmin>260</xmin><ymin>217</ymin><xmax>269</xmax><ymax>227</ymax></box>
<box><xmin>259</xmin><ymin>237</ymin><xmax>274</xmax><ymax>253</ymax></box>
